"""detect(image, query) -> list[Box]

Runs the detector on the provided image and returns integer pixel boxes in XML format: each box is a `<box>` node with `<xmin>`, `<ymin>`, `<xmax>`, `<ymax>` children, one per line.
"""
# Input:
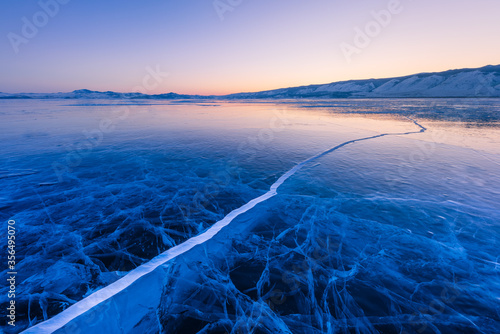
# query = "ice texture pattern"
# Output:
<box><xmin>1</xmin><ymin>99</ymin><xmax>499</xmax><ymax>333</ymax></box>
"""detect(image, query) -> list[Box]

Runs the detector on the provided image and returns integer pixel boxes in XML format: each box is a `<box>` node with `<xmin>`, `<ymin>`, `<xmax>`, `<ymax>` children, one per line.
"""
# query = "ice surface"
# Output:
<box><xmin>1</xmin><ymin>99</ymin><xmax>499</xmax><ymax>333</ymax></box>
<box><xmin>20</xmin><ymin>115</ymin><xmax>426</xmax><ymax>333</ymax></box>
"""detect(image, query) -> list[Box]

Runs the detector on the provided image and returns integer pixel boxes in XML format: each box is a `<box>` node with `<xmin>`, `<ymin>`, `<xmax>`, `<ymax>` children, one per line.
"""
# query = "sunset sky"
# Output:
<box><xmin>1</xmin><ymin>0</ymin><xmax>499</xmax><ymax>95</ymax></box>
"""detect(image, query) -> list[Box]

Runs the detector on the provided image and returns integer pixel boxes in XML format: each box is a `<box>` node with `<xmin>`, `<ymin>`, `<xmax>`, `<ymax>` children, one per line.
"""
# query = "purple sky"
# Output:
<box><xmin>1</xmin><ymin>0</ymin><xmax>499</xmax><ymax>95</ymax></box>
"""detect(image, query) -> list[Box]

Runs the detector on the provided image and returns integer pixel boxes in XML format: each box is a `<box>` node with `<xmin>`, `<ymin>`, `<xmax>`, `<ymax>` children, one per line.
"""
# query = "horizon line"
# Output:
<box><xmin>2</xmin><ymin>63</ymin><xmax>499</xmax><ymax>96</ymax></box>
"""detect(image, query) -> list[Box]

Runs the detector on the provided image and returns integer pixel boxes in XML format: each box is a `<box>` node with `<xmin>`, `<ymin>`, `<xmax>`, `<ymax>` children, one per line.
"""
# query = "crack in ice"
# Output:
<box><xmin>22</xmin><ymin>117</ymin><xmax>426</xmax><ymax>333</ymax></box>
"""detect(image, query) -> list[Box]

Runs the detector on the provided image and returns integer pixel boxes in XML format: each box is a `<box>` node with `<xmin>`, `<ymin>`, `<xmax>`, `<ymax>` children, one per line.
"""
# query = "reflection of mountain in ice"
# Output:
<box><xmin>1</xmin><ymin>99</ymin><xmax>499</xmax><ymax>333</ymax></box>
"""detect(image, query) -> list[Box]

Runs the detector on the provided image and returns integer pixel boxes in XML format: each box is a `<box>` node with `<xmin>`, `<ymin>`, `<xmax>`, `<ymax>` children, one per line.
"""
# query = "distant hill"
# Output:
<box><xmin>0</xmin><ymin>89</ymin><xmax>199</xmax><ymax>100</ymax></box>
<box><xmin>1</xmin><ymin>65</ymin><xmax>499</xmax><ymax>99</ymax></box>
<box><xmin>225</xmin><ymin>65</ymin><xmax>500</xmax><ymax>99</ymax></box>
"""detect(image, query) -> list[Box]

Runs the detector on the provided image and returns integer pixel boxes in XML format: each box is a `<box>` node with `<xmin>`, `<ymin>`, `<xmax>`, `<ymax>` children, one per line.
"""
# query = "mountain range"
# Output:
<box><xmin>1</xmin><ymin>64</ymin><xmax>499</xmax><ymax>100</ymax></box>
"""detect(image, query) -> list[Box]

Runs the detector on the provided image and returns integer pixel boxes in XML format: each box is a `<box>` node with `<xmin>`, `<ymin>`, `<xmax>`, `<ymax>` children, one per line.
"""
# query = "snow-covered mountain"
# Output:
<box><xmin>1</xmin><ymin>65</ymin><xmax>499</xmax><ymax>99</ymax></box>
<box><xmin>226</xmin><ymin>64</ymin><xmax>500</xmax><ymax>99</ymax></box>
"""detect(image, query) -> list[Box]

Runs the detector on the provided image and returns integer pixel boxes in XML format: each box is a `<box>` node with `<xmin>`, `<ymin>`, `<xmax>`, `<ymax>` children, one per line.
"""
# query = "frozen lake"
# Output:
<box><xmin>1</xmin><ymin>99</ymin><xmax>499</xmax><ymax>333</ymax></box>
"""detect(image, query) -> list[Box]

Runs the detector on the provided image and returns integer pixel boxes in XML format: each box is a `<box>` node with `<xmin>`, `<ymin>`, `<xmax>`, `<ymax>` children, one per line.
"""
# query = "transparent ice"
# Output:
<box><xmin>1</xmin><ymin>99</ymin><xmax>499</xmax><ymax>333</ymax></box>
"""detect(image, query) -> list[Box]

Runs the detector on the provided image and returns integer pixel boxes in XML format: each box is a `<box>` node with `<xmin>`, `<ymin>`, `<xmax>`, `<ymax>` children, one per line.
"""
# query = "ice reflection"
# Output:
<box><xmin>0</xmin><ymin>99</ymin><xmax>499</xmax><ymax>333</ymax></box>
